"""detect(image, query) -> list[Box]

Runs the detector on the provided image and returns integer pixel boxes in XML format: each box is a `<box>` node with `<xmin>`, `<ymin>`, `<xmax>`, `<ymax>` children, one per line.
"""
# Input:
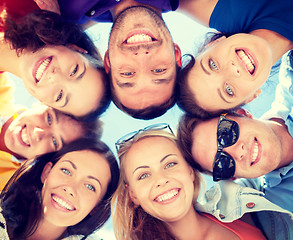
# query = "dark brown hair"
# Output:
<box><xmin>0</xmin><ymin>138</ymin><xmax>119</xmax><ymax>239</ymax></box>
<box><xmin>4</xmin><ymin>10</ymin><xmax>111</xmax><ymax>118</ymax></box>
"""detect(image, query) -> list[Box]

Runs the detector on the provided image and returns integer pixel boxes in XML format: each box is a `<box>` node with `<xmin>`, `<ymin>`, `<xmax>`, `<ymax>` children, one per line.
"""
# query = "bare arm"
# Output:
<box><xmin>33</xmin><ymin>0</ymin><xmax>61</xmax><ymax>14</ymax></box>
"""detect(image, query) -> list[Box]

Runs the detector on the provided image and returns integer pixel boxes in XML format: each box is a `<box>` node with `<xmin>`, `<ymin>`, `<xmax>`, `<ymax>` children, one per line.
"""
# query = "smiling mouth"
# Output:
<box><xmin>124</xmin><ymin>33</ymin><xmax>156</xmax><ymax>44</ymax></box>
<box><xmin>154</xmin><ymin>189</ymin><xmax>179</xmax><ymax>203</ymax></box>
<box><xmin>236</xmin><ymin>50</ymin><xmax>255</xmax><ymax>75</ymax></box>
<box><xmin>251</xmin><ymin>138</ymin><xmax>260</xmax><ymax>166</ymax></box>
<box><xmin>35</xmin><ymin>57</ymin><xmax>52</xmax><ymax>83</ymax></box>
<box><xmin>20</xmin><ymin>125</ymin><xmax>30</xmax><ymax>147</ymax></box>
<box><xmin>52</xmin><ymin>194</ymin><xmax>75</xmax><ymax>211</ymax></box>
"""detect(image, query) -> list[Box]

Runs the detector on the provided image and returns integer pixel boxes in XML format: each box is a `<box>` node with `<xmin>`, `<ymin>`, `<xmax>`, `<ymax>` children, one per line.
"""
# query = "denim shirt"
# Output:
<box><xmin>196</xmin><ymin>181</ymin><xmax>293</xmax><ymax>240</ymax></box>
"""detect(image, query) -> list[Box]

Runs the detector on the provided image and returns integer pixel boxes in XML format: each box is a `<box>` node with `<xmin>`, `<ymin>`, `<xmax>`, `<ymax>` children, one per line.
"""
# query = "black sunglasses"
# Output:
<box><xmin>115</xmin><ymin>123</ymin><xmax>174</xmax><ymax>153</ymax></box>
<box><xmin>213</xmin><ymin>115</ymin><xmax>239</xmax><ymax>181</ymax></box>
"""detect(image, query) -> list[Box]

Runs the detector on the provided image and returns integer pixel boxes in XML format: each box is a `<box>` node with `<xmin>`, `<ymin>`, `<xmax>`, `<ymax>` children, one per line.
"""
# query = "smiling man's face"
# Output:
<box><xmin>191</xmin><ymin>115</ymin><xmax>282</xmax><ymax>178</ymax></box>
<box><xmin>105</xmin><ymin>6</ymin><xmax>181</xmax><ymax>110</ymax></box>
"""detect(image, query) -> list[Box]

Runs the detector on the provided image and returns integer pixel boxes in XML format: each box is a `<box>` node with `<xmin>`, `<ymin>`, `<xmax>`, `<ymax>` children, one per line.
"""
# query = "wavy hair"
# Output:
<box><xmin>111</xmin><ymin>130</ymin><xmax>201</xmax><ymax>240</ymax></box>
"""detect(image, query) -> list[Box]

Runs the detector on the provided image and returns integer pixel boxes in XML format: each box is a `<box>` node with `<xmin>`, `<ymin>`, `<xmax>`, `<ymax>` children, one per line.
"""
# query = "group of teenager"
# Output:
<box><xmin>0</xmin><ymin>0</ymin><xmax>292</xmax><ymax>239</ymax></box>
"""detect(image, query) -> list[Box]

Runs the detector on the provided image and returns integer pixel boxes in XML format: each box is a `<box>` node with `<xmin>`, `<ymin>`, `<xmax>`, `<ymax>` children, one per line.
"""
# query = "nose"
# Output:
<box><xmin>133</xmin><ymin>50</ymin><xmax>150</xmax><ymax>56</ymax></box>
<box><xmin>32</xmin><ymin>127</ymin><xmax>47</xmax><ymax>141</ymax></box>
<box><xmin>62</xmin><ymin>185</ymin><xmax>76</xmax><ymax>197</ymax></box>
<box><xmin>154</xmin><ymin>172</ymin><xmax>169</xmax><ymax>188</ymax></box>
<box><xmin>132</xmin><ymin>45</ymin><xmax>152</xmax><ymax>57</ymax></box>
<box><xmin>230</xmin><ymin>62</ymin><xmax>240</xmax><ymax>77</ymax></box>
<box><xmin>224</xmin><ymin>142</ymin><xmax>246</xmax><ymax>162</ymax></box>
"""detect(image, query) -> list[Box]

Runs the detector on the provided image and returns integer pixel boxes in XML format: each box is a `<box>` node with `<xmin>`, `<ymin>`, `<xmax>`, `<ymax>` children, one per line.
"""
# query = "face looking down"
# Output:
<box><xmin>191</xmin><ymin>115</ymin><xmax>282</xmax><ymax>179</ymax></box>
<box><xmin>19</xmin><ymin>45</ymin><xmax>105</xmax><ymax>117</ymax></box>
<box><xmin>4</xmin><ymin>104</ymin><xmax>84</xmax><ymax>159</ymax></box>
<box><xmin>41</xmin><ymin>149</ymin><xmax>111</xmax><ymax>227</ymax></box>
<box><xmin>105</xmin><ymin>6</ymin><xmax>182</xmax><ymax>110</ymax></box>
<box><xmin>124</xmin><ymin>136</ymin><xmax>195</xmax><ymax>223</ymax></box>
<box><xmin>187</xmin><ymin>34</ymin><xmax>273</xmax><ymax>112</ymax></box>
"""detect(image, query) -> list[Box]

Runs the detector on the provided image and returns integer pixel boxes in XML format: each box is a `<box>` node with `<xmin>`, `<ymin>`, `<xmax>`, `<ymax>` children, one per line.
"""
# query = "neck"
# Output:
<box><xmin>0</xmin><ymin>32</ymin><xmax>22</xmax><ymax>77</ymax></box>
<box><xmin>250</xmin><ymin>29</ymin><xmax>293</xmax><ymax>64</ymax></box>
<box><xmin>165</xmin><ymin>206</ymin><xmax>210</xmax><ymax>240</ymax></box>
<box><xmin>270</xmin><ymin>118</ymin><xmax>293</xmax><ymax>168</ymax></box>
<box><xmin>28</xmin><ymin>218</ymin><xmax>67</xmax><ymax>240</ymax></box>
<box><xmin>112</xmin><ymin>0</ymin><xmax>161</xmax><ymax>19</ymax></box>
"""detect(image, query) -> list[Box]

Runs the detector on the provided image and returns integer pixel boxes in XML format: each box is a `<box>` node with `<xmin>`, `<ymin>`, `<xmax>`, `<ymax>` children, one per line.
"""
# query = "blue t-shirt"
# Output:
<box><xmin>210</xmin><ymin>0</ymin><xmax>293</xmax><ymax>42</ymax></box>
<box><xmin>58</xmin><ymin>0</ymin><xmax>179</xmax><ymax>24</ymax></box>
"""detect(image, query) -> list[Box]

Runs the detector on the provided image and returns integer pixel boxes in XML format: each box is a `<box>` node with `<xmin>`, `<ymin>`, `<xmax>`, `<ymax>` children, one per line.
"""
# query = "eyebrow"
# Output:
<box><xmin>116</xmin><ymin>79</ymin><xmax>135</xmax><ymax>88</ymax></box>
<box><xmin>60</xmin><ymin>94</ymin><xmax>70</xmax><ymax>108</ymax></box>
<box><xmin>88</xmin><ymin>176</ymin><xmax>102</xmax><ymax>188</ymax></box>
<box><xmin>200</xmin><ymin>59</ymin><xmax>210</xmax><ymax>75</ymax></box>
<box><xmin>54</xmin><ymin>110</ymin><xmax>65</xmax><ymax>147</ymax></box>
<box><xmin>152</xmin><ymin>78</ymin><xmax>172</xmax><ymax>84</ymax></box>
<box><xmin>217</xmin><ymin>88</ymin><xmax>230</xmax><ymax>103</ymax></box>
<box><xmin>77</xmin><ymin>63</ymin><xmax>86</xmax><ymax>80</ymax></box>
<box><xmin>132</xmin><ymin>154</ymin><xmax>176</xmax><ymax>174</ymax></box>
<box><xmin>63</xmin><ymin>160</ymin><xmax>102</xmax><ymax>188</ymax></box>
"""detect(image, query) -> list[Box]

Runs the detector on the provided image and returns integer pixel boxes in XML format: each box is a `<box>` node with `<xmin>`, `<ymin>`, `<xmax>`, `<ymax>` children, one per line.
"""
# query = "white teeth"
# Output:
<box><xmin>237</xmin><ymin>50</ymin><xmax>255</xmax><ymax>74</ymax></box>
<box><xmin>155</xmin><ymin>189</ymin><xmax>179</xmax><ymax>202</ymax></box>
<box><xmin>52</xmin><ymin>195</ymin><xmax>74</xmax><ymax>211</ymax></box>
<box><xmin>251</xmin><ymin>142</ymin><xmax>259</xmax><ymax>164</ymax></box>
<box><xmin>126</xmin><ymin>34</ymin><xmax>152</xmax><ymax>44</ymax></box>
<box><xmin>21</xmin><ymin>126</ymin><xmax>30</xmax><ymax>146</ymax></box>
<box><xmin>36</xmin><ymin>57</ymin><xmax>51</xmax><ymax>81</ymax></box>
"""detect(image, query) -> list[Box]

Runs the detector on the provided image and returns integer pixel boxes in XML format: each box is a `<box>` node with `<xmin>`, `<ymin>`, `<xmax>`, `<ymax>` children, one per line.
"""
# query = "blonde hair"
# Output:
<box><xmin>111</xmin><ymin>130</ymin><xmax>201</xmax><ymax>240</ymax></box>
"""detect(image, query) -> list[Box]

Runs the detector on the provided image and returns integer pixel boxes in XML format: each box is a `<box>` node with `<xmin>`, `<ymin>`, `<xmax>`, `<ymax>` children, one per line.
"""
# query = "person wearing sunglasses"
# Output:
<box><xmin>111</xmin><ymin>124</ymin><xmax>293</xmax><ymax>240</ymax></box>
<box><xmin>177</xmin><ymin>110</ymin><xmax>293</xmax><ymax>213</ymax></box>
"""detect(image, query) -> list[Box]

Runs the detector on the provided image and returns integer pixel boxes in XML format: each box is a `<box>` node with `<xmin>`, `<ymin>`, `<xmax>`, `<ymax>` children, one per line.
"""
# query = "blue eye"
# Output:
<box><xmin>209</xmin><ymin>59</ymin><xmax>218</xmax><ymax>70</ymax></box>
<box><xmin>86</xmin><ymin>184</ymin><xmax>96</xmax><ymax>192</ymax></box>
<box><xmin>56</xmin><ymin>90</ymin><xmax>63</xmax><ymax>102</ymax></box>
<box><xmin>61</xmin><ymin>168</ymin><xmax>71</xmax><ymax>175</ymax></box>
<box><xmin>152</xmin><ymin>69</ymin><xmax>166</xmax><ymax>73</ymax></box>
<box><xmin>52</xmin><ymin>137</ymin><xmax>58</xmax><ymax>150</ymax></box>
<box><xmin>47</xmin><ymin>113</ymin><xmax>52</xmax><ymax>125</ymax></box>
<box><xmin>225</xmin><ymin>84</ymin><xmax>234</xmax><ymax>96</ymax></box>
<box><xmin>70</xmin><ymin>65</ymin><xmax>79</xmax><ymax>76</ymax></box>
<box><xmin>165</xmin><ymin>162</ymin><xmax>177</xmax><ymax>169</ymax></box>
<box><xmin>138</xmin><ymin>173</ymin><xmax>150</xmax><ymax>180</ymax></box>
<box><xmin>121</xmin><ymin>72</ymin><xmax>135</xmax><ymax>76</ymax></box>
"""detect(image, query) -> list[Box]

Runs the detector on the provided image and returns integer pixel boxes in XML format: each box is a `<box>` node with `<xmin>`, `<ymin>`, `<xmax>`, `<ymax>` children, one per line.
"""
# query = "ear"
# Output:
<box><xmin>66</xmin><ymin>44</ymin><xmax>88</xmax><ymax>54</ymax></box>
<box><xmin>126</xmin><ymin>185</ymin><xmax>140</xmax><ymax>206</ymax></box>
<box><xmin>174</xmin><ymin>43</ymin><xmax>182</xmax><ymax>67</ymax></box>
<box><xmin>189</xmin><ymin>166</ymin><xmax>195</xmax><ymax>182</ymax></box>
<box><xmin>205</xmin><ymin>36</ymin><xmax>226</xmax><ymax>49</ymax></box>
<box><xmin>104</xmin><ymin>50</ymin><xmax>110</xmax><ymax>74</ymax></box>
<box><xmin>245</xmin><ymin>89</ymin><xmax>262</xmax><ymax>104</ymax></box>
<box><xmin>234</xmin><ymin>108</ymin><xmax>254</xmax><ymax>119</ymax></box>
<box><xmin>41</xmin><ymin>162</ymin><xmax>53</xmax><ymax>184</ymax></box>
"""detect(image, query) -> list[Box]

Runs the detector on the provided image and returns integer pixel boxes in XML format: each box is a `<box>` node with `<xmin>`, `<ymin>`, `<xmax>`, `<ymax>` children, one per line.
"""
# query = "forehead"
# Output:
<box><xmin>57</xmin><ymin>150</ymin><xmax>111</xmax><ymax>181</ymax></box>
<box><xmin>125</xmin><ymin>137</ymin><xmax>179</xmax><ymax>165</ymax></box>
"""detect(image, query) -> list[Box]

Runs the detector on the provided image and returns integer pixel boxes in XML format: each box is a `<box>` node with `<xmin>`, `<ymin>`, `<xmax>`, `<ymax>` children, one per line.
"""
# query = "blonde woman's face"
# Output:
<box><xmin>124</xmin><ymin>136</ymin><xmax>195</xmax><ymax>223</ymax></box>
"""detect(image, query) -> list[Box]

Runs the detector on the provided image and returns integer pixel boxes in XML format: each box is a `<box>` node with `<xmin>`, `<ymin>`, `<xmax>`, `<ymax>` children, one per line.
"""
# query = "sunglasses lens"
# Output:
<box><xmin>213</xmin><ymin>152</ymin><xmax>236</xmax><ymax>181</ymax></box>
<box><xmin>217</xmin><ymin>119</ymin><xmax>239</xmax><ymax>148</ymax></box>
